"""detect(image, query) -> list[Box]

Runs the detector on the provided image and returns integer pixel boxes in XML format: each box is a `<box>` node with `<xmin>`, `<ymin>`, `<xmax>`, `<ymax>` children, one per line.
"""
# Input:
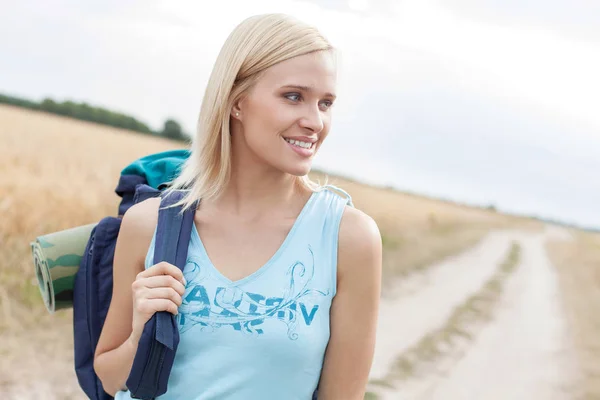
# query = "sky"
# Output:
<box><xmin>1</xmin><ymin>0</ymin><xmax>599</xmax><ymax>229</ymax></box>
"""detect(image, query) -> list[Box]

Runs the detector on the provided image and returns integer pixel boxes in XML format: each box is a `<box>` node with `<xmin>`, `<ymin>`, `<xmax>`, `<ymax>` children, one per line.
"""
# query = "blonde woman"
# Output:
<box><xmin>94</xmin><ymin>13</ymin><xmax>382</xmax><ymax>400</ymax></box>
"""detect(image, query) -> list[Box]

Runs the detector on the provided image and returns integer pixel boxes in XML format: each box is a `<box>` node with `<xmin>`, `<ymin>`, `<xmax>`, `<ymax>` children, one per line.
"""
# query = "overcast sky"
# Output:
<box><xmin>1</xmin><ymin>0</ymin><xmax>599</xmax><ymax>229</ymax></box>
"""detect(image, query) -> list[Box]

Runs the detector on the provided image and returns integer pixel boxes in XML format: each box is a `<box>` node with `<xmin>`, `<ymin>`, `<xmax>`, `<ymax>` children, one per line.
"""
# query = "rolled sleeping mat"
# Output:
<box><xmin>30</xmin><ymin>223</ymin><xmax>96</xmax><ymax>313</ymax></box>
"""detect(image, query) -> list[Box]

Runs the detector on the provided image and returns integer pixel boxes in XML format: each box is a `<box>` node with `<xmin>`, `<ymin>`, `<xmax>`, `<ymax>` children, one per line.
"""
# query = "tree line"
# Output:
<box><xmin>0</xmin><ymin>92</ymin><xmax>188</xmax><ymax>142</ymax></box>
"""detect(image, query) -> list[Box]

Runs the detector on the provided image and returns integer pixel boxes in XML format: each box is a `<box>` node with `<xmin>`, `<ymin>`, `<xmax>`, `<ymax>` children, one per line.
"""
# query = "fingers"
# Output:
<box><xmin>137</xmin><ymin>298</ymin><xmax>180</xmax><ymax>316</ymax></box>
<box><xmin>133</xmin><ymin>275</ymin><xmax>186</xmax><ymax>296</ymax></box>
<box><xmin>131</xmin><ymin>262</ymin><xmax>187</xmax><ymax>319</ymax></box>
<box><xmin>146</xmin><ymin>287</ymin><xmax>183</xmax><ymax>307</ymax></box>
<box><xmin>137</xmin><ymin>261</ymin><xmax>185</xmax><ymax>284</ymax></box>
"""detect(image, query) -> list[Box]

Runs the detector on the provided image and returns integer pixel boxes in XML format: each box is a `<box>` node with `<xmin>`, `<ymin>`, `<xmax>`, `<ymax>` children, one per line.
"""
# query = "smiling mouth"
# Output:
<box><xmin>283</xmin><ymin>138</ymin><xmax>315</xmax><ymax>149</ymax></box>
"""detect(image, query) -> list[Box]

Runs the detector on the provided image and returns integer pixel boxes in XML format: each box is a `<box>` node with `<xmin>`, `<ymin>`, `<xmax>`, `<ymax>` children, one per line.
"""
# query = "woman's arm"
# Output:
<box><xmin>93</xmin><ymin>198</ymin><xmax>159</xmax><ymax>396</ymax></box>
<box><xmin>317</xmin><ymin>207</ymin><xmax>382</xmax><ymax>399</ymax></box>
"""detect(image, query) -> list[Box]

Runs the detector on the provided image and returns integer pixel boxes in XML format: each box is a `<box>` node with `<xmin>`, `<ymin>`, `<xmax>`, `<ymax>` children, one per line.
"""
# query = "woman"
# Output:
<box><xmin>94</xmin><ymin>13</ymin><xmax>382</xmax><ymax>400</ymax></box>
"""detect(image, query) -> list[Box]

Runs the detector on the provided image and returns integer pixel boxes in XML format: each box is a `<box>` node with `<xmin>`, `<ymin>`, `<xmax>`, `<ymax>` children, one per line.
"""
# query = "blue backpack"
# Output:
<box><xmin>73</xmin><ymin>149</ymin><xmax>321</xmax><ymax>400</ymax></box>
<box><xmin>72</xmin><ymin>149</ymin><xmax>196</xmax><ymax>400</ymax></box>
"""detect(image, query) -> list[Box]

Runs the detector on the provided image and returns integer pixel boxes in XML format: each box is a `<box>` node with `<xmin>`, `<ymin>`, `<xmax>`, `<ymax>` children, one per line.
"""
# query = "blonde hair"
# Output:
<box><xmin>162</xmin><ymin>13</ymin><xmax>335</xmax><ymax>212</ymax></box>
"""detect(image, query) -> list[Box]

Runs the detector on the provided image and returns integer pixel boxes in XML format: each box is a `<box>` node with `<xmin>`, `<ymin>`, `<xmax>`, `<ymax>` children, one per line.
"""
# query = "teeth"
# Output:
<box><xmin>285</xmin><ymin>138</ymin><xmax>313</xmax><ymax>149</ymax></box>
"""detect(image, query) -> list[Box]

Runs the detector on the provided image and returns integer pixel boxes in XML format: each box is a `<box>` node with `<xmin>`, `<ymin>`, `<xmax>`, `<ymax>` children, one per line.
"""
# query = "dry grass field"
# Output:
<box><xmin>0</xmin><ymin>105</ymin><xmax>186</xmax><ymax>398</ymax></box>
<box><xmin>547</xmin><ymin>231</ymin><xmax>600</xmax><ymax>399</ymax></box>
<box><xmin>0</xmin><ymin>103</ymin><xmax>536</xmax><ymax>398</ymax></box>
<box><xmin>314</xmin><ymin>174</ymin><xmax>530</xmax><ymax>289</ymax></box>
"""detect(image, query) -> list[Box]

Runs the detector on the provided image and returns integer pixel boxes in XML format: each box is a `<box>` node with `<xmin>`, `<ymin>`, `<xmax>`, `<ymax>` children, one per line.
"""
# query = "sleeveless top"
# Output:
<box><xmin>115</xmin><ymin>185</ymin><xmax>353</xmax><ymax>400</ymax></box>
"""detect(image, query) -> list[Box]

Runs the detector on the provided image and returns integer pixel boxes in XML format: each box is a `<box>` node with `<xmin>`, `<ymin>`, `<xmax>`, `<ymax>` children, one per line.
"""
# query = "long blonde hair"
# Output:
<box><xmin>163</xmin><ymin>13</ymin><xmax>335</xmax><ymax>212</ymax></box>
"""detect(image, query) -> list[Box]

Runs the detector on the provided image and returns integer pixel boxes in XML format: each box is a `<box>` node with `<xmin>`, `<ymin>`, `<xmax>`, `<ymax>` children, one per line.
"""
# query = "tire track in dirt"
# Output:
<box><xmin>368</xmin><ymin>227</ymin><xmax>578</xmax><ymax>399</ymax></box>
<box><xmin>369</xmin><ymin>230</ymin><xmax>522</xmax><ymax>383</ymax></box>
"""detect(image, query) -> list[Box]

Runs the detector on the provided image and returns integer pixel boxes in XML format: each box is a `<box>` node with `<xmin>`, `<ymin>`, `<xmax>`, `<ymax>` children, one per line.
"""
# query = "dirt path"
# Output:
<box><xmin>370</xmin><ymin>230</ymin><xmax>523</xmax><ymax>381</ymax></box>
<box><xmin>369</xmin><ymin>227</ymin><xmax>579</xmax><ymax>399</ymax></box>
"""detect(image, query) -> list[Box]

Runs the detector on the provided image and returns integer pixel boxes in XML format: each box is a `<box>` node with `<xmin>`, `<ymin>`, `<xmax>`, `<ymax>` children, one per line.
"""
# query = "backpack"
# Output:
<box><xmin>72</xmin><ymin>149</ymin><xmax>194</xmax><ymax>400</ymax></box>
<box><xmin>73</xmin><ymin>149</ymin><xmax>321</xmax><ymax>400</ymax></box>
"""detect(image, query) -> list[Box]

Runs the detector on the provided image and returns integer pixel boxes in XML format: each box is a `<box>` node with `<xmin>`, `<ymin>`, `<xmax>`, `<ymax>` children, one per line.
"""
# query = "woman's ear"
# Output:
<box><xmin>231</xmin><ymin>96</ymin><xmax>245</xmax><ymax>120</ymax></box>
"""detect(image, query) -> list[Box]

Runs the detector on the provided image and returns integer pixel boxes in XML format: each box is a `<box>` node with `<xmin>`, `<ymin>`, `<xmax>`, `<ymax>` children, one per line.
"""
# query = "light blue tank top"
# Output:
<box><xmin>116</xmin><ymin>185</ymin><xmax>352</xmax><ymax>400</ymax></box>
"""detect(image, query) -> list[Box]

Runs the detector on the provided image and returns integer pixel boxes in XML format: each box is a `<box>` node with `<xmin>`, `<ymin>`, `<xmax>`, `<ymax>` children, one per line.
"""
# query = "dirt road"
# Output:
<box><xmin>369</xmin><ymin>226</ymin><xmax>579</xmax><ymax>399</ymax></box>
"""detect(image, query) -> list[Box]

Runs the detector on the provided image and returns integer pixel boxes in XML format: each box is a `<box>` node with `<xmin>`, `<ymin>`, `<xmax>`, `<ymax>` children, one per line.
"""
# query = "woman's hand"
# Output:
<box><xmin>130</xmin><ymin>261</ymin><xmax>186</xmax><ymax>342</ymax></box>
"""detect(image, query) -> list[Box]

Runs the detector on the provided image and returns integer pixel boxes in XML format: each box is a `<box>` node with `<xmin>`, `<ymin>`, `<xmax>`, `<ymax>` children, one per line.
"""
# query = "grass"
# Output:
<box><xmin>0</xmin><ymin>105</ymin><xmax>185</xmax><ymax>398</ymax></box>
<box><xmin>363</xmin><ymin>391</ymin><xmax>380</xmax><ymax>399</ymax></box>
<box><xmin>368</xmin><ymin>241</ymin><xmax>522</xmax><ymax>394</ymax></box>
<box><xmin>310</xmin><ymin>172</ymin><xmax>535</xmax><ymax>293</ymax></box>
<box><xmin>0</xmin><ymin>104</ymin><xmax>530</xmax><ymax>397</ymax></box>
<box><xmin>547</xmin><ymin>231</ymin><xmax>600</xmax><ymax>400</ymax></box>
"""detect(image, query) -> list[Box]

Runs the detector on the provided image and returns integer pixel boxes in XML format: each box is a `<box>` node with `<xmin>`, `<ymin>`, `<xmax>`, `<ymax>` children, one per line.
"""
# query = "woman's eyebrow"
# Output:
<box><xmin>281</xmin><ymin>84</ymin><xmax>336</xmax><ymax>99</ymax></box>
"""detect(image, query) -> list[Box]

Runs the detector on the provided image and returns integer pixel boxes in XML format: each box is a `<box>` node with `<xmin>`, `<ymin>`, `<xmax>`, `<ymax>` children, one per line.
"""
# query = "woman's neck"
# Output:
<box><xmin>222</xmin><ymin>169</ymin><xmax>299</xmax><ymax>214</ymax></box>
<box><xmin>210</xmin><ymin>152</ymin><xmax>306</xmax><ymax>218</ymax></box>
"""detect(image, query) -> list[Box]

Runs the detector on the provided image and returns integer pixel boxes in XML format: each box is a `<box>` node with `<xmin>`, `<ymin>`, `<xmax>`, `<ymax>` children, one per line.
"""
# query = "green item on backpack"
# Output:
<box><xmin>29</xmin><ymin>149</ymin><xmax>190</xmax><ymax>315</ymax></box>
<box><xmin>30</xmin><ymin>223</ymin><xmax>96</xmax><ymax>313</ymax></box>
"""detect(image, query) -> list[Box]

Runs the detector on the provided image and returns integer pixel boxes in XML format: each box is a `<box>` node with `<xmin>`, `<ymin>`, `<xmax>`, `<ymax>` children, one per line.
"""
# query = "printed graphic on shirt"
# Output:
<box><xmin>178</xmin><ymin>247</ymin><xmax>327</xmax><ymax>340</ymax></box>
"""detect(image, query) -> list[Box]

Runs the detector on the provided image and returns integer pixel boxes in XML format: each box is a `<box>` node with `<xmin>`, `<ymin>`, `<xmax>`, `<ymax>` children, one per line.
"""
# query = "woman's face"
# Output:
<box><xmin>232</xmin><ymin>50</ymin><xmax>337</xmax><ymax>177</ymax></box>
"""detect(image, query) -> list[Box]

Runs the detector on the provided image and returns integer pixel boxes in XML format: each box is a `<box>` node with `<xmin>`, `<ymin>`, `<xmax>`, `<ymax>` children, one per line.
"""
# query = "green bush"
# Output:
<box><xmin>0</xmin><ymin>92</ymin><xmax>188</xmax><ymax>141</ymax></box>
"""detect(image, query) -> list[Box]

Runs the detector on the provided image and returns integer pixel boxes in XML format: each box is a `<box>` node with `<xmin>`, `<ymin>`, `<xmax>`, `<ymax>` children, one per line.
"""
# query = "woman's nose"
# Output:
<box><xmin>299</xmin><ymin>105</ymin><xmax>324</xmax><ymax>133</ymax></box>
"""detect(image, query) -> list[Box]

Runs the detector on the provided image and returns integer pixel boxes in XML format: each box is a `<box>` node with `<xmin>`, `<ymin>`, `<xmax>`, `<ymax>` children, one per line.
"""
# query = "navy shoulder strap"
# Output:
<box><xmin>126</xmin><ymin>190</ymin><xmax>198</xmax><ymax>399</ymax></box>
<box><xmin>154</xmin><ymin>190</ymin><xmax>196</xmax><ymax>275</ymax></box>
<box><xmin>152</xmin><ymin>191</ymin><xmax>196</xmax><ymax>349</ymax></box>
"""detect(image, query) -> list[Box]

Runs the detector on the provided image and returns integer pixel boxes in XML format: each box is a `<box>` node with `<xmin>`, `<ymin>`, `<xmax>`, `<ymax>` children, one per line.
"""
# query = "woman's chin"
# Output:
<box><xmin>282</xmin><ymin>162</ymin><xmax>312</xmax><ymax>177</ymax></box>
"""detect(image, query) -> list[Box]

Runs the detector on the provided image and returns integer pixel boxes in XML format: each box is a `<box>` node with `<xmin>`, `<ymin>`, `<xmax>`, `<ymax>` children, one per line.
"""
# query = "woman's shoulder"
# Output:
<box><xmin>317</xmin><ymin>184</ymin><xmax>375</xmax><ymax>242</ymax></box>
<box><xmin>118</xmin><ymin>196</ymin><xmax>161</xmax><ymax>267</ymax></box>
<box><xmin>338</xmin><ymin>207</ymin><xmax>381</xmax><ymax>256</ymax></box>
<box><xmin>337</xmin><ymin>205</ymin><xmax>382</xmax><ymax>280</ymax></box>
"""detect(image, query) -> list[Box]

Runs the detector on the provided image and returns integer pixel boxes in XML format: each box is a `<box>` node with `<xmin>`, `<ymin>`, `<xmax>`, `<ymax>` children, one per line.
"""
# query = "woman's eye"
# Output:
<box><xmin>285</xmin><ymin>93</ymin><xmax>301</xmax><ymax>102</ymax></box>
<box><xmin>285</xmin><ymin>93</ymin><xmax>334</xmax><ymax>109</ymax></box>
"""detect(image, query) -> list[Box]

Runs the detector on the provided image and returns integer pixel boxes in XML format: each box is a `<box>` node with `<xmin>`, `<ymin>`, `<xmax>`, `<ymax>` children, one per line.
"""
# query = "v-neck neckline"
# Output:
<box><xmin>190</xmin><ymin>190</ymin><xmax>318</xmax><ymax>286</ymax></box>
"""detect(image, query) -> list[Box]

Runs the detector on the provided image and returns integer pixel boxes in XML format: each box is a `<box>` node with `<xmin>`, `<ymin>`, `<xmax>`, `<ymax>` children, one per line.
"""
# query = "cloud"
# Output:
<box><xmin>4</xmin><ymin>0</ymin><xmax>598</xmax><ymax>136</ymax></box>
<box><xmin>354</xmin><ymin>1</ymin><xmax>600</xmax><ymax>134</ymax></box>
<box><xmin>441</xmin><ymin>0</ymin><xmax>600</xmax><ymax>44</ymax></box>
<box><xmin>0</xmin><ymin>0</ymin><xmax>394</xmax><ymax>130</ymax></box>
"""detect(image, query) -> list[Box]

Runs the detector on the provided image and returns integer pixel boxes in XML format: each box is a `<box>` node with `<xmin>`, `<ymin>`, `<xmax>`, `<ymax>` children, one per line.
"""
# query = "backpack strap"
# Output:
<box><xmin>126</xmin><ymin>190</ymin><xmax>198</xmax><ymax>399</ymax></box>
<box><xmin>153</xmin><ymin>190</ymin><xmax>197</xmax><ymax>349</ymax></box>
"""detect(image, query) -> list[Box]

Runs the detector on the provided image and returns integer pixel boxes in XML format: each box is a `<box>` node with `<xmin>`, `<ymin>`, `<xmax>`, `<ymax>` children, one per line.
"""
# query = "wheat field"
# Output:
<box><xmin>547</xmin><ymin>231</ymin><xmax>600</xmax><ymax>399</ymax></box>
<box><xmin>0</xmin><ymin>103</ymin><xmax>530</xmax><ymax>398</ymax></box>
